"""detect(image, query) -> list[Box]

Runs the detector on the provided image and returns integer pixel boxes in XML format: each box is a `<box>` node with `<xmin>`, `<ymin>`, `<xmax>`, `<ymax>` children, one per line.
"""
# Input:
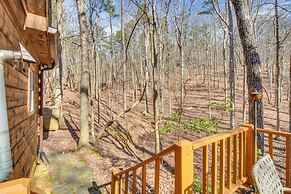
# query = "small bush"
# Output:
<box><xmin>194</xmin><ymin>178</ymin><xmax>211</xmax><ymax>193</ymax></box>
<box><xmin>159</xmin><ymin>122</ymin><xmax>178</xmax><ymax>135</ymax></box>
<box><xmin>167</xmin><ymin>113</ymin><xmax>182</xmax><ymax>123</ymax></box>
<box><xmin>257</xmin><ymin>148</ymin><xmax>263</xmax><ymax>159</ymax></box>
<box><xmin>194</xmin><ymin>178</ymin><xmax>202</xmax><ymax>193</ymax></box>
<box><xmin>159</xmin><ymin>118</ymin><xmax>220</xmax><ymax>136</ymax></box>
<box><xmin>208</xmin><ymin>100</ymin><xmax>233</xmax><ymax>113</ymax></box>
<box><xmin>182</xmin><ymin>118</ymin><xmax>220</xmax><ymax>136</ymax></box>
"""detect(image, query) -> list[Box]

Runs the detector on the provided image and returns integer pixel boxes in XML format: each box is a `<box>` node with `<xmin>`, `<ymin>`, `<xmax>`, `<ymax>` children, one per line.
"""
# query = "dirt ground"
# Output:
<box><xmin>42</xmin><ymin>78</ymin><xmax>290</xmax><ymax>193</ymax></box>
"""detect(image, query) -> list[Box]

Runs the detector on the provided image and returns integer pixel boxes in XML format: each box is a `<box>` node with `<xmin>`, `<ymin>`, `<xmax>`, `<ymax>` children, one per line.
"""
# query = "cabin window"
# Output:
<box><xmin>28</xmin><ymin>69</ymin><xmax>34</xmax><ymax>112</ymax></box>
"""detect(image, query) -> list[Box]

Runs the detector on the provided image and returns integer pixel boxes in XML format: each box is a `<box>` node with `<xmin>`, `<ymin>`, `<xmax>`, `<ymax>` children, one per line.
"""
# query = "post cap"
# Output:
<box><xmin>249</xmin><ymin>91</ymin><xmax>263</xmax><ymax>101</ymax></box>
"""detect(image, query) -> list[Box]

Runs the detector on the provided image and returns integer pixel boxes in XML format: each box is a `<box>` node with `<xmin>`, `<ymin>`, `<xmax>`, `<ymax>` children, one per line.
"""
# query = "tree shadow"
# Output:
<box><xmin>98</xmin><ymin>120</ymin><xmax>142</xmax><ymax>161</ymax></box>
<box><xmin>64</xmin><ymin>117</ymin><xmax>79</xmax><ymax>144</ymax></box>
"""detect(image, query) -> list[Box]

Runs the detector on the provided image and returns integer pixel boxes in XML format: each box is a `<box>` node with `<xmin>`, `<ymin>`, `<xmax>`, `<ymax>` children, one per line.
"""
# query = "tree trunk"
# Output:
<box><xmin>207</xmin><ymin>48</ymin><xmax>211</xmax><ymax>118</ymax></box>
<box><xmin>76</xmin><ymin>0</ymin><xmax>90</xmax><ymax>147</ymax></box>
<box><xmin>289</xmin><ymin>51</ymin><xmax>291</xmax><ymax>132</ymax></box>
<box><xmin>275</xmin><ymin>0</ymin><xmax>281</xmax><ymax>132</ymax></box>
<box><xmin>223</xmin><ymin>30</ymin><xmax>228</xmax><ymax>102</ymax></box>
<box><xmin>143</xmin><ymin>24</ymin><xmax>150</xmax><ymax>114</ymax></box>
<box><xmin>213</xmin><ymin>19</ymin><xmax>218</xmax><ymax>89</ymax></box>
<box><xmin>121</xmin><ymin>0</ymin><xmax>127</xmax><ymax>119</ymax></box>
<box><xmin>180</xmin><ymin>46</ymin><xmax>184</xmax><ymax>113</ymax></box>
<box><xmin>243</xmin><ymin>62</ymin><xmax>247</xmax><ymax>123</ymax></box>
<box><xmin>228</xmin><ymin>0</ymin><xmax>235</xmax><ymax>130</ymax></box>
<box><xmin>152</xmin><ymin>0</ymin><xmax>160</xmax><ymax>154</ymax></box>
<box><xmin>89</xmin><ymin>7</ymin><xmax>98</xmax><ymax>144</ymax></box>
<box><xmin>109</xmin><ymin>14</ymin><xmax>115</xmax><ymax>120</ymax></box>
<box><xmin>55</xmin><ymin>0</ymin><xmax>64</xmax><ymax>127</ymax></box>
<box><xmin>232</xmin><ymin>0</ymin><xmax>264</xmax><ymax>152</ymax></box>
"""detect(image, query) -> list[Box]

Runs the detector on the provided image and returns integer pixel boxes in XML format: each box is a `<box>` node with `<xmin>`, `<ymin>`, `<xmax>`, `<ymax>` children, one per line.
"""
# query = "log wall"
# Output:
<box><xmin>0</xmin><ymin>1</ymin><xmax>41</xmax><ymax>179</ymax></box>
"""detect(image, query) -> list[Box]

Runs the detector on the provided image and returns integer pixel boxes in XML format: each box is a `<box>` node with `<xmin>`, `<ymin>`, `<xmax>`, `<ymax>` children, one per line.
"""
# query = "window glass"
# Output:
<box><xmin>29</xmin><ymin>70</ymin><xmax>34</xmax><ymax>112</ymax></box>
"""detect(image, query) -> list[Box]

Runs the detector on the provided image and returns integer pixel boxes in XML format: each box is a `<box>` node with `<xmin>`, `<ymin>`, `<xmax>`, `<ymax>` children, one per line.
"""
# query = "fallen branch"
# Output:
<box><xmin>96</xmin><ymin>83</ymin><xmax>147</xmax><ymax>140</ymax></box>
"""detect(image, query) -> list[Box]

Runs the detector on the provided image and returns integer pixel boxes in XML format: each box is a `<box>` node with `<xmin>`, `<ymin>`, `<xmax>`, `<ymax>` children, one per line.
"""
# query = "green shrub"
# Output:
<box><xmin>159</xmin><ymin>122</ymin><xmax>178</xmax><ymax>135</ymax></box>
<box><xmin>208</xmin><ymin>100</ymin><xmax>233</xmax><ymax>113</ymax></box>
<box><xmin>167</xmin><ymin>113</ymin><xmax>182</xmax><ymax>123</ymax></box>
<box><xmin>182</xmin><ymin>118</ymin><xmax>220</xmax><ymax>136</ymax></box>
<box><xmin>194</xmin><ymin>178</ymin><xmax>211</xmax><ymax>193</ymax></box>
<box><xmin>194</xmin><ymin>178</ymin><xmax>202</xmax><ymax>193</ymax></box>
<box><xmin>257</xmin><ymin>148</ymin><xmax>263</xmax><ymax>159</ymax></box>
<box><xmin>159</xmin><ymin>118</ymin><xmax>220</xmax><ymax>136</ymax></box>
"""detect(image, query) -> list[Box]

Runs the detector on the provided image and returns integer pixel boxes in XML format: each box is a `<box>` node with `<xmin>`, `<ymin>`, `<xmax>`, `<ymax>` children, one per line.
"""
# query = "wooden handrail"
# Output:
<box><xmin>111</xmin><ymin>141</ymin><xmax>192</xmax><ymax>194</ymax></box>
<box><xmin>192</xmin><ymin>127</ymin><xmax>250</xmax><ymax>149</ymax></box>
<box><xmin>113</xmin><ymin>144</ymin><xmax>176</xmax><ymax>177</ymax></box>
<box><xmin>258</xmin><ymin>128</ymin><xmax>291</xmax><ymax>138</ymax></box>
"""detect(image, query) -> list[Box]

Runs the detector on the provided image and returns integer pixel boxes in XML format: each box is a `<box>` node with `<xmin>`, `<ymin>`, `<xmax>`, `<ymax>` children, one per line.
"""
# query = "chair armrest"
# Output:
<box><xmin>283</xmin><ymin>187</ymin><xmax>291</xmax><ymax>192</ymax></box>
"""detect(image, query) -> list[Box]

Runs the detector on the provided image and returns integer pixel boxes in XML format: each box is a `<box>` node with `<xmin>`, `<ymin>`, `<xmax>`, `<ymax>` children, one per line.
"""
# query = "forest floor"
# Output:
<box><xmin>41</xmin><ymin>80</ymin><xmax>289</xmax><ymax>193</ymax></box>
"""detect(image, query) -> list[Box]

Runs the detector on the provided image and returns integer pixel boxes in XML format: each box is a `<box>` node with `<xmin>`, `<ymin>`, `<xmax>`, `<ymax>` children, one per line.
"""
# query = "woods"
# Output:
<box><xmin>43</xmin><ymin>0</ymin><xmax>291</xmax><ymax>155</ymax></box>
<box><xmin>2</xmin><ymin>0</ymin><xmax>291</xmax><ymax>193</ymax></box>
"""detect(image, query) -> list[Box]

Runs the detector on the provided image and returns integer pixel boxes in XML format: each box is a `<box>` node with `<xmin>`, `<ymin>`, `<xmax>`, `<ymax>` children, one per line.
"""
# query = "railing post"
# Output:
<box><xmin>111</xmin><ymin>169</ymin><xmax>119</xmax><ymax>194</ymax></box>
<box><xmin>243</xmin><ymin>124</ymin><xmax>257</xmax><ymax>184</ymax></box>
<box><xmin>286</xmin><ymin>137</ymin><xmax>291</xmax><ymax>187</ymax></box>
<box><xmin>175</xmin><ymin>140</ymin><xmax>194</xmax><ymax>194</ymax></box>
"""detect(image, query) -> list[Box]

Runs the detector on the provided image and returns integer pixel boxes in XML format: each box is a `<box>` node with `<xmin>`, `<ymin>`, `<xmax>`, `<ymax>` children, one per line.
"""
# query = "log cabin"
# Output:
<box><xmin>0</xmin><ymin>0</ymin><xmax>56</xmax><ymax>183</ymax></box>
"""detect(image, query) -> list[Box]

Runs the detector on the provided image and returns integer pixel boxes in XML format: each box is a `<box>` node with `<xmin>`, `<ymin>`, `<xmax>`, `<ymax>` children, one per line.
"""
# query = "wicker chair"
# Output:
<box><xmin>252</xmin><ymin>154</ymin><xmax>291</xmax><ymax>194</ymax></box>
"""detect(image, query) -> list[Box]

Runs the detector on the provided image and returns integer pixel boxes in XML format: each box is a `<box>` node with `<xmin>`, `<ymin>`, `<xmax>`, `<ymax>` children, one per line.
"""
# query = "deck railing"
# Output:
<box><xmin>257</xmin><ymin>128</ymin><xmax>291</xmax><ymax>188</ymax></box>
<box><xmin>111</xmin><ymin>124</ymin><xmax>291</xmax><ymax>194</ymax></box>
<box><xmin>111</xmin><ymin>143</ymin><xmax>178</xmax><ymax>193</ymax></box>
<box><xmin>191</xmin><ymin>125</ymin><xmax>251</xmax><ymax>194</ymax></box>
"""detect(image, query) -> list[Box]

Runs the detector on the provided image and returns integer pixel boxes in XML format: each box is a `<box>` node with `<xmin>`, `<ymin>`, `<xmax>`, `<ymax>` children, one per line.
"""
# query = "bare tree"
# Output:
<box><xmin>232</xmin><ymin>0</ymin><xmax>264</xmax><ymax>152</ymax></box>
<box><xmin>76</xmin><ymin>0</ymin><xmax>90</xmax><ymax>147</ymax></box>
<box><xmin>151</xmin><ymin>0</ymin><xmax>160</xmax><ymax>154</ymax></box>
<box><xmin>227</xmin><ymin>0</ymin><xmax>236</xmax><ymax>130</ymax></box>
<box><xmin>55</xmin><ymin>0</ymin><xmax>64</xmax><ymax>126</ymax></box>
<box><xmin>289</xmin><ymin>51</ymin><xmax>291</xmax><ymax>132</ymax></box>
<box><xmin>275</xmin><ymin>0</ymin><xmax>282</xmax><ymax>132</ymax></box>
<box><xmin>173</xmin><ymin>0</ymin><xmax>194</xmax><ymax>115</ymax></box>
<box><xmin>121</xmin><ymin>0</ymin><xmax>127</xmax><ymax>120</ymax></box>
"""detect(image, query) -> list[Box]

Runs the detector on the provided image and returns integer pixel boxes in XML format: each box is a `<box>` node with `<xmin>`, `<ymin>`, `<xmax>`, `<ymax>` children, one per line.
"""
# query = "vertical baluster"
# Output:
<box><xmin>203</xmin><ymin>145</ymin><xmax>209</xmax><ymax>194</ymax></box>
<box><xmin>233</xmin><ymin>135</ymin><xmax>238</xmax><ymax>184</ymax></box>
<box><xmin>125</xmin><ymin>172</ymin><xmax>129</xmax><ymax>194</ymax></box>
<box><xmin>269</xmin><ymin>133</ymin><xmax>273</xmax><ymax>159</ymax></box>
<box><xmin>239</xmin><ymin>133</ymin><xmax>243</xmax><ymax>179</ymax></box>
<box><xmin>226</xmin><ymin>137</ymin><xmax>232</xmax><ymax>189</ymax></box>
<box><xmin>243</xmin><ymin>131</ymin><xmax>247</xmax><ymax>177</ymax></box>
<box><xmin>286</xmin><ymin>137</ymin><xmax>291</xmax><ymax>187</ymax></box>
<box><xmin>133</xmin><ymin>169</ymin><xmax>137</xmax><ymax>194</ymax></box>
<box><xmin>220</xmin><ymin>139</ymin><xmax>225</xmax><ymax>194</ymax></box>
<box><xmin>119</xmin><ymin>175</ymin><xmax>123</xmax><ymax>194</ymax></box>
<box><xmin>212</xmin><ymin>142</ymin><xmax>218</xmax><ymax>194</ymax></box>
<box><xmin>155</xmin><ymin>158</ymin><xmax>160</xmax><ymax>194</ymax></box>
<box><xmin>142</xmin><ymin>165</ymin><xmax>146</xmax><ymax>194</ymax></box>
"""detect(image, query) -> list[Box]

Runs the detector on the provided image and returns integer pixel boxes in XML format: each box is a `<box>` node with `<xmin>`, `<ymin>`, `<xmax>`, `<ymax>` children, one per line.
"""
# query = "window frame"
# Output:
<box><xmin>28</xmin><ymin>67</ymin><xmax>35</xmax><ymax>113</ymax></box>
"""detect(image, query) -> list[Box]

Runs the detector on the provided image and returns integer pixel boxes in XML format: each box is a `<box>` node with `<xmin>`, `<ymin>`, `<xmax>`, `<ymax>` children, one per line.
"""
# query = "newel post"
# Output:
<box><xmin>243</xmin><ymin>124</ymin><xmax>257</xmax><ymax>184</ymax></box>
<box><xmin>111</xmin><ymin>168</ymin><xmax>119</xmax><ymax>194</ymax></box>
<box><xmin>175</xmin><ymin>140</ymin><xmax>194</xmax><ymax>194</ymax></box>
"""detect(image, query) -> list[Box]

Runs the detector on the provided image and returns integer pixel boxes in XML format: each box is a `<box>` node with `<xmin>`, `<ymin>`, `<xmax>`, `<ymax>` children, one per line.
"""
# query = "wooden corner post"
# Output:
<box><xmin>111</xmin><ymin>169</ymin><xmax>119</xmax><ymax>194</ymax></box>
<box><xmin>243</xmin><ymin>124</ymin><xmax>257</xmax><ymax>184</ymax></box>
<box><xmin>175</xmin><ymin>140</ymin><xmax>194</xmax><ymax>194</ymax></box>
